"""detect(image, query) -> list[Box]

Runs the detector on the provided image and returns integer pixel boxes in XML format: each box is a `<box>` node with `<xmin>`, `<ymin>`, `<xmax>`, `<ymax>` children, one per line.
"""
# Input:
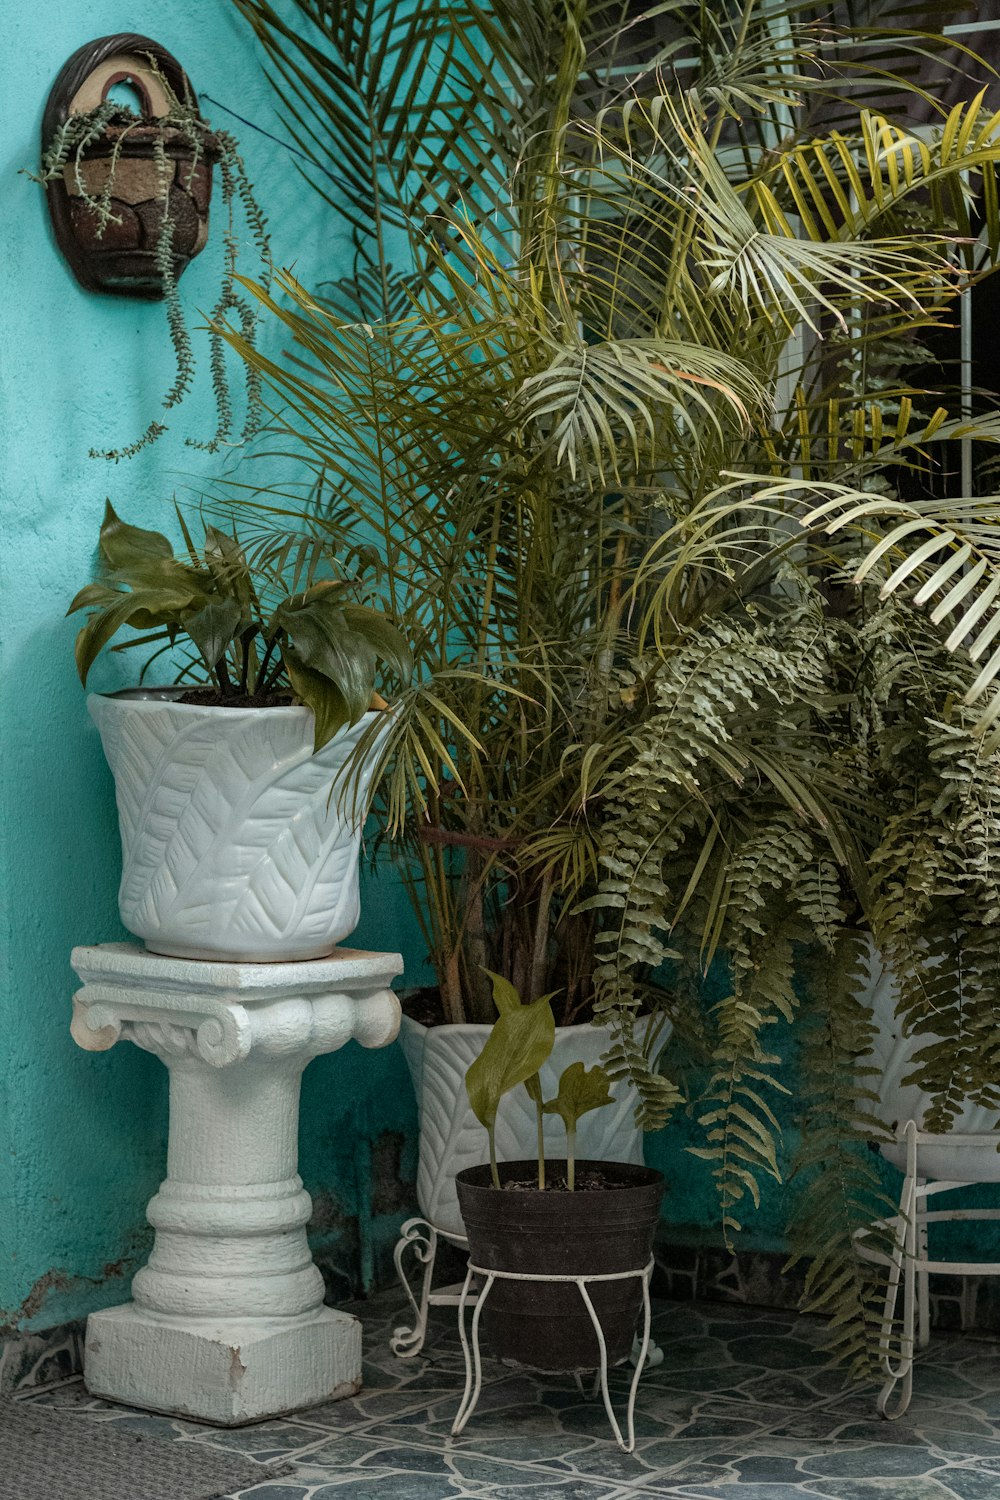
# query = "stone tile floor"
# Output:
<box><xmin>16</xmin><ymin>1288</ymin><xmax>1000</xmax><ymax>1499</ymax></box>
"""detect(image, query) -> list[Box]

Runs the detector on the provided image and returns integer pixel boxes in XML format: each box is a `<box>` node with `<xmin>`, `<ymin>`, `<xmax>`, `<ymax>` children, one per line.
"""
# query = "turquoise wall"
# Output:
<box><xmin>0</xmin><ymin>0</ymin><xmax>426</xmax><ymax>1336</ymax></box>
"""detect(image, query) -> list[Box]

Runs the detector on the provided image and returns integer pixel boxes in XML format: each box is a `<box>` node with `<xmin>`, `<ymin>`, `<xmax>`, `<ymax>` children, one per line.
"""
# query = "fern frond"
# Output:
<box><xmin>787</xmin><ymin>934</ymin><xmax>898</xmax><ymax>1382</ymax></box>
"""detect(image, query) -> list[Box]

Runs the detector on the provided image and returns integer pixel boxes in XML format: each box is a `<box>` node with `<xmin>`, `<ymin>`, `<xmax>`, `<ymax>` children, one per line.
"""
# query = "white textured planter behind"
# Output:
<box><xmin>90</xmin><ymin>694</ymin><xmax>391</xmax><ymax>963</ymax></box>
<box><xmin>857</xmin><ymin>936</ymin><xmax>1000</xmax><ymax>1181</ymax></box>
<box><xmin>398</xmin><ymin>1014</ymin><xmax>665</xmax><ymax>1240</ymax></box>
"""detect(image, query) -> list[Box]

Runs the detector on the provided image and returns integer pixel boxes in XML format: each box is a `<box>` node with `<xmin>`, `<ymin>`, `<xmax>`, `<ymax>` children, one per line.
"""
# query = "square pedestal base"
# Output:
<box><xmin>84</xmin><ymin>1303</ymin><xmax>362</xmax><ymax>1426</ymax></box>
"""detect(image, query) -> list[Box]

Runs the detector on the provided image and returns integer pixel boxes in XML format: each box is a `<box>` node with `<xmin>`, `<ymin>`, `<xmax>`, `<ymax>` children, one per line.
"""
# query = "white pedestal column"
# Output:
<box><xmin>70</xmin><ymin>942</ymin><xmax>402</xmax><ymax>1426</ymax></box>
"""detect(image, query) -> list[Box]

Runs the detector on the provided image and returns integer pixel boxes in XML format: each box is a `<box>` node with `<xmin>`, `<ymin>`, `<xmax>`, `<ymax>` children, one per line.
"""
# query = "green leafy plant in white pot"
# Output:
<box><xmin>70</xmin><ymin>502</ymin><xmax>411</xmax><ymax>961</ymax></box>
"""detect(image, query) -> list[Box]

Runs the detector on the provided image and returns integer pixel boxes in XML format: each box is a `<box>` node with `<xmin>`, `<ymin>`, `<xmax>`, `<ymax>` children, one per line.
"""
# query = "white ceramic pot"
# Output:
<box><xmin>398</xmin><ymin>1013</ymin><xmax>664</xmax><ymax>1241</ymax></box>
<box><xmin>90</xmin><ymin>692</ymin><xmax>391</xmax><ymax>962</ymax></box>
<box><xmin>858</xmin><ymin>935</ymin><xmax>1000</xmax><ymax>1181</ymax></box>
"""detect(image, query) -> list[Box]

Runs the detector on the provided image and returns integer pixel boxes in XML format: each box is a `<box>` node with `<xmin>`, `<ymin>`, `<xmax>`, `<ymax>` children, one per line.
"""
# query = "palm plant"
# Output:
<box><xmin>225</xmin><ymin>0</ymin><xmax>772</xmax><ymax>1028</ymax></box>
<box><xmin>220</xmin><ymin>0</ymin><xmax>1000</xmax><ymax>1369</ymax></box>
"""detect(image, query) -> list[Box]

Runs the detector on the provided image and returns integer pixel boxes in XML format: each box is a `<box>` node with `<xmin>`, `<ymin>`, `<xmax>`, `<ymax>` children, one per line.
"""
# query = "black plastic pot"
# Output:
<box><xmin>455</xmin><ymin>1159</ymin><xmax>664</xmax><ymax>1372</ymax></box>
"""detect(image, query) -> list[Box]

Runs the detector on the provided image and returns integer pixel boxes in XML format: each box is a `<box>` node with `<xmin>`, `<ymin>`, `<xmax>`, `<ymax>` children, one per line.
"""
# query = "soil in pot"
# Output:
<box><xmin>455</xmin><ymin>1159</ymin><xmax>664</xmax><ymax>1372</ymax></box>
<box><xmin>177</xmin><ymin>688</ymin><xmax>295</xmax><ymax>710</ymax></box>
<box><xmin>400</xmin><ymin>986</ymin><xmax>449</xmax><ymax>1027</ymax></box>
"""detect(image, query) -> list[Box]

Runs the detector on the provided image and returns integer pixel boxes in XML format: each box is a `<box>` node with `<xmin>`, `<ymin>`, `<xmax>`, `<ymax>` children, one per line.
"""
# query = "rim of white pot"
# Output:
<box><xmin>88</xmin><ymin>687</ymin><xmax>391</xmax><ymax>730</ymax></box>
<box><xmin>401</xmin><ymin>1014</ymin><xmax>606</xmax><ymax>1039</ymax></box>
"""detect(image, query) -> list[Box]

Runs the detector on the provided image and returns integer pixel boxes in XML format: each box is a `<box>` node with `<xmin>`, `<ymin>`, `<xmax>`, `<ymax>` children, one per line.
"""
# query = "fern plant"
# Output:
<box><xmin>217</xmin><ymin>0</ymin><xmax>1000</xmax><ymax>1373</ymax></box>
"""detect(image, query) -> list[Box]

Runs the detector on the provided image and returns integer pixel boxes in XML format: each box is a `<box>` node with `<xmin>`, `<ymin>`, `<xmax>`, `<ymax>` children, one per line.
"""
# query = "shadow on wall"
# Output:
<box><xmin>301</xmin><ymin>1038</ymin><xmax>420</xmax><ymax>1304</ymax></box>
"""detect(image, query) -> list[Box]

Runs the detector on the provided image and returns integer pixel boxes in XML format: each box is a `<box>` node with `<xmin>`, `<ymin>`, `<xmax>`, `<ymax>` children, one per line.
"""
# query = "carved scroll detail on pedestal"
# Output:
<box><xmin>71</xmin><ymin>983</ymin><xmax>253</xmax><ymax>1067</ymax></box>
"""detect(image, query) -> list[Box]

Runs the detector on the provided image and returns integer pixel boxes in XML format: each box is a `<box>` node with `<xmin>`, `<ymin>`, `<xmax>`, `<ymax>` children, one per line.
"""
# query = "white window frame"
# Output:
<box><xmin>942</xmin><ymin>18</ymin><xmax>1000</xmax><ymax>495</ymax></box>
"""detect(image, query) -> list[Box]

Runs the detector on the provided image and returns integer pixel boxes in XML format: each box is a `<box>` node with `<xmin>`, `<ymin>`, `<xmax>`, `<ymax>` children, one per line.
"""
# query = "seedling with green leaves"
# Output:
<box><xmin>465</xmin><ymin>972</ymin><xmax>615</xmax><ymax>1191</ymax></box>
<box><xmin>68</xmin><ymin>502</ymin><xmax>412</xmax><ymax>751</ymax></box>
<box><xmin>542</xmin><ymin>1062</ymin><xmax>615</xmax><ymax>1192</ymax></box>
<box><xmin>465</xmin><ymin>971</ymin><xmax>556</xmax><ymax>1190</ymax></box>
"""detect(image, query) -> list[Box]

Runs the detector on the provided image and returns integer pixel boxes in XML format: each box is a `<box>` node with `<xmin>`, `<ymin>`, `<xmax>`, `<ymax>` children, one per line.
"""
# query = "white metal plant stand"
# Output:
<box><xmin>390</xmin><ymin>1217</ymin><xmax>472</xmax><ymax>1357</ymax></box>
<box><xmin>70</xmin><ymin>942</ymin><xmax>402</xmax><ymax>1425</ymax></box>
<box><xmin>856</xmin><ymin>1119</ymin><xmax>1000</xmax><ymax>1421</ymax></box>
<box><xmin>451</xmin><ymin>1257</ymin><xmax>655</xmax><ymax>1453</ymax></box>
<box><xmin>391</xmin><ymin>1216</ymin><xmax>663</xmax><ymax>1376</ymax></box>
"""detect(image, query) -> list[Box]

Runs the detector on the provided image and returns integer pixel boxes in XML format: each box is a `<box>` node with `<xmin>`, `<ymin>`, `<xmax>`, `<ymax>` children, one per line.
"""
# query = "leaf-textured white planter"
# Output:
<box><xmin>857</xmin><ymin>936</ymin><xmax>1000</xmax><ymax>1181</ymax></box>
<box><xmin>398</xmin><ymin>1014</ymin><xmax>664</xmax><ymax>1241</ymax></box>
<box><xmin>90</xmin><ymin>693</ymin><xmax>390</xmax><ymax>962</ymax></box>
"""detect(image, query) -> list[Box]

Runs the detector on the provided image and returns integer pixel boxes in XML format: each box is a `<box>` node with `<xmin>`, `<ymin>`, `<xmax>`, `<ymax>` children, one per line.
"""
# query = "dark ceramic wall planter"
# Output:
<box><xmin>41</xmin><ymin>34</ymin><xmax>217</xmax><ymax>299</ymax></box>
<box><xmin>455</xmin><ymin>1159</ymin><xmax>664</xmax><ymax>1372</ymax></box>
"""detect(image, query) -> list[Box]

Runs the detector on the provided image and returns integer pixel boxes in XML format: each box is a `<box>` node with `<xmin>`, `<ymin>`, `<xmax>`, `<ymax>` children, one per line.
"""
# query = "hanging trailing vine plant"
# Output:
<box><xmin>33</xmin><ymin>39</ymin><xmax>271</xmax><ymax>459</ymax></box>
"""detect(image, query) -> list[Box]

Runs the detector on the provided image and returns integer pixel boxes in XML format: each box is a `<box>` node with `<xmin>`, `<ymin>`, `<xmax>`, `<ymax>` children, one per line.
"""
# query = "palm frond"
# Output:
<box><xmin>517</xmin><ymin>338</ymin><xmax>767</xmax><ymax>480</ymax></box>
<box><xmin>801</xmin><ymin>482</ymin><xmax>1000</xmax><ymax>744</ymax></box>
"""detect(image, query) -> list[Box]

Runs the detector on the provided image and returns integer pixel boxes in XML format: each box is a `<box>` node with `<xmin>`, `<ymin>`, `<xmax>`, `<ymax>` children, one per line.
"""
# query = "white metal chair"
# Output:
<box><xmin>854</xmin><ymin>943</ymin><xmax>1000</xmax><ymax>1419</ymax></box>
